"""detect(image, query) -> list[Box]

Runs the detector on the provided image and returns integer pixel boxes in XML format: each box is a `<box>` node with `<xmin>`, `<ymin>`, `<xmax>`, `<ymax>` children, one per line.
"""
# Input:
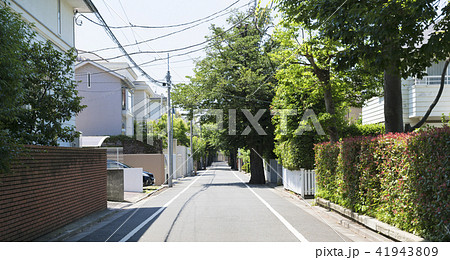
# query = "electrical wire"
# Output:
<box><xmin>117</xmin><ymin>0</ymin><xmax>142</xmax><ymax>53</ymax></box>
<box><xmin>77</xmin><ymin>1</ymin><xmax>251</xmax><ymax>54</ymax></box>
<box><xmin>76</xmin><ymin>46</ymin><xmax>206</xmax><ymax>76</ymax></box>
<box><xmin>87</xmin><ymin>1</ymin><xmax>249</xmax><ymax>85</ymax></box>
<box><xmin>79</xmin><ymin>12</ymin><xmax>253</xmax><ymax>62</ymax></box>
<box><xmin>83</xmin><ymin>0</ymin><xmax>242</xmax><ymax>29</ymax></box>
<box><xmin>82</xmin><ymin>1</ymin><xmax>164</xmax><ymax>85</ymax></box>
<box><xmin>102</xmin><ymin>0</ymin><xmax>135</xmax><ymax>55</ymax></box>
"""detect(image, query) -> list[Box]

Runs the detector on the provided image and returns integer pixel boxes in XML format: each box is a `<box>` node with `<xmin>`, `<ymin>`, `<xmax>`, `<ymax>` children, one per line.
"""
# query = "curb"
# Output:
<box><xmin>35</xmin><ymin>186</ymin><xmax>167</xmax><ymax>242</ymax></box>
<box><xmin>34</xmin><ymin>208</ymin><xmax>120</xmax><ymax>242</ymax></box>
<box><xmin>133</xmin><ymin>185</ymin><xmax>167</xmax><ymax>203</ymax></box>
<box><xmin>316</xmin><ymin>197</ymin><xmax>425</xmax><ymax>242</ymax></box>
<box><xmin>277</xmin><ymin>187</ymin><xmax>390</xmax><ymax>241</ymax></box>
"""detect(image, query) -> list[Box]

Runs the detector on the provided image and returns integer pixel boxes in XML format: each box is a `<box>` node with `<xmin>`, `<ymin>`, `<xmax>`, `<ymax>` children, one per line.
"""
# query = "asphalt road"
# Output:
<box><xmin>71</xmin><ymin>162</ymin><xmax>389</xmax><ymax>242</ymax></box>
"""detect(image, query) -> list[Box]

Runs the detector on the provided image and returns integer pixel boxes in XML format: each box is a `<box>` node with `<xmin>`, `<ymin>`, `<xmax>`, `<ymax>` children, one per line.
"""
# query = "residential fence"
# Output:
<box><xmin>0</xmin><ymin>145</ymin><xmax>107</xmax><ymax>241</ymax></box>
<box><xmin>262</xmin><ymin>158</ymin><xmax>316</xmax><ymax>198</ymax></box>
<box><xmin>282</xmin><ymin>168</ymin><xmax>316</xmax><ymax>198</ymax></box>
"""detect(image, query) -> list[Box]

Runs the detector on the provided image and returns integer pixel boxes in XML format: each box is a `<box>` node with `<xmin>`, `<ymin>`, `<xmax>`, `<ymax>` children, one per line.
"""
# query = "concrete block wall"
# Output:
<box><xmin>0</xmin><ymin>145</ymin><xmax>107</xmax><ymax>241</ymax></box>
<box><xmin>107</xmin><ymin>169</ymin><xmax>124</xmax><ymax>201</ymax></box>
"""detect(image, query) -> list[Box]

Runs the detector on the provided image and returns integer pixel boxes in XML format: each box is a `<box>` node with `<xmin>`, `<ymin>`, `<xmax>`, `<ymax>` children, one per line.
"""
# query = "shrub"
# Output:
<box><xmin>276</xmin><ymin>122</ymin><xmax>383</xmax><ymax>171</ymax></box>
<box><xmin>238</xmin><ymin>148</ymin><xmax>251</xmax><ymax>173</ymax></box>
<box><xmin>342</xmin><ymin>123</ymin><xmax>385</xmax><ymax>138</ymax></box>
<box><xmin>374</xmin><ymin>133</ymin><xmax>415</xmax><ymax>233</ymax></box>
<box><xmin>314</xmin><ymin>126</ymin><xmax>450</xmax><ymax>241</ymax></box>
<box><xmin>336</xmin><ymin>136</ymin><xmax>368</xmax><ymax>211</ymax></box>
<box><xmin>275</xmin><ymin>133</ymin><xmax>317</xmax><ymax>170</ymax></box>
<box><xmin>103</xmin><ymin>135</ymin><xmax>162</xmax><ymax>154</ymax></box>
<box><xmin>314</xmin><ymin>141</ymin><xmax>339</xmax><ymax>202</ymax></box>
<box><xmin>407</xmin><ymin>127</ymin><xmax>450</xmax><ymax>241</ymax></box>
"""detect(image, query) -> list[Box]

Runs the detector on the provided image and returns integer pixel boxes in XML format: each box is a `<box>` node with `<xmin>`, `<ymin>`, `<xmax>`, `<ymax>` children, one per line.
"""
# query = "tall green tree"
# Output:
<box><xmin>10</xmin><ymin>42</ymin><xmax>84</xmax><ymax>145</ymax></box>
<box><xmin>173</xmin><ymin>9</ymin><xmax>277</xmax><ymax>184</ymax></box>
<box><xmin>276</xmin><ymin>0</ymin><xmax>450</xmax><ymax>133</ymax></box>
<box><xmin>1</xmin><ymin>4</ymin><xmax>85</xmax><ymax>173</ymax></box>
<box><xmin>0</xmin><ymin>4</ymin><xmax>32</xmax><ymax>173</ymax></box>
<box><xmin>271</xmin><ymin>22</ymin><xmax>382</xmax><ymax>169</ymax></box>
<box><xmin>147</xmin><ymin>114</ymin><xmax>190</xmax><ymax>148</ymax></box>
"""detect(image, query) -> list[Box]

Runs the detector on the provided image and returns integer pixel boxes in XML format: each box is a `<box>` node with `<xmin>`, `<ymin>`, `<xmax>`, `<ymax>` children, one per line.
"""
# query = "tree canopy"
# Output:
<box><xmin>147</xmin><ymin>114</ymin><xmax>190</xmax><ymax>148</ymax></box>
<box><xmin>276</xmin><ymin>0</ymin><xmax>450</xmax><ymax>133</ymax></box>
<box><xmin>270</xmin><ymin>21</ymin><xmax>382</xmax><ymax>169</ymax></box>
<box><xmin>173</xmin><ymin>9</ymin><xmax>277</xmax><ymax>183</ymax></box>
<box><xmin>0</xmin><ymin>4</ymin><xmax>85</xmax><ymax>173</ymax></box>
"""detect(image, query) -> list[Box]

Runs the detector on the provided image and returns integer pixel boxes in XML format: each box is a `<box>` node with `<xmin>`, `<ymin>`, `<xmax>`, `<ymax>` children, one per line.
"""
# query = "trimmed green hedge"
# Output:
<box><xmin>275</xmin><ymin>123</ymin><xmax>383</xmax><ymax>171</ymax></box>
<box><xmin>342</xmin><ymin>123</ymin><xmax>385</xmax><ymax>138</ymax></box>
<box><xmin>314</xmin><ymin>126</ymin><xmax>450</xmax><ymax>241</ymax></box>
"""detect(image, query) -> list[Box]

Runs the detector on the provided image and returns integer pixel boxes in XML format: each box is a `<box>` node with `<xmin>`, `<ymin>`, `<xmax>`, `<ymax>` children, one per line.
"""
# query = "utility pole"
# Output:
<box><xmin>166</xmin><ymin>54</ymin><xmax>173</xmax><ymax>187</ymax></box>
<box><xmin>190</xmin><ymin>113</ymin><xmax>193</xmax><ymax>175</ymax></box>
<box><xmin>199</xmin><ymin>123</ymin><xmax>203</xmax><ymax>170</ymax></box>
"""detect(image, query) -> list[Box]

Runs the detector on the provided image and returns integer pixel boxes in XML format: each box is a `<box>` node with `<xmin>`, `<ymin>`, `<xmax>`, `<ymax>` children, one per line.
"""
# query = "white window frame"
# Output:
<box><xmin>87</xmin><ymin>73</ymin><xmax>91</xmax><ymax>88</ymax></box>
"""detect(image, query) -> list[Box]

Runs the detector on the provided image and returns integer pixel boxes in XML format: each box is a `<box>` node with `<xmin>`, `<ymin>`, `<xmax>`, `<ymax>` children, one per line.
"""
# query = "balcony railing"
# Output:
<box><xmin>415</xmin><ymin>75</ymin><xmax>450</xmax><ymax>85</ymax></box>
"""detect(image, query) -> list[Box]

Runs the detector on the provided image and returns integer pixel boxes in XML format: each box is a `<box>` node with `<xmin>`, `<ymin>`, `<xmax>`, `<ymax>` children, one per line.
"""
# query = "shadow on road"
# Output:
<box><xmin>207</xmin><ymin>167</ymin><xmax>231</xmax><ymax>171</ymax></box>
<box><xmin>203</xmin><ymin>182</ymin><xmax>247</xmax><ymax>188</ymax></box>
<box><xmin>79</xmin><ymin>207</ymin><xmax>166</xmax><ymax>242</ymax></box>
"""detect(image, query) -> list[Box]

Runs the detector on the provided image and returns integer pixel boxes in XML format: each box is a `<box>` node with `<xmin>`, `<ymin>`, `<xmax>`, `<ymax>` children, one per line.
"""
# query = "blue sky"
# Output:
<box><xmin>75</xmin><ymin>0</ymin><xmax>274</xmax><ymax>95</ymax></box>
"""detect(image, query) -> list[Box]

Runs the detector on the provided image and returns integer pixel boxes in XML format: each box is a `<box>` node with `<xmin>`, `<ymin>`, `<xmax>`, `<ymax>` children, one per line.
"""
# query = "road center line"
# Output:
<box><xmin>232</xmin><ymin>171</ymin><xmax>309</xmax><ymax>242</ymax></box>
<box><xmin>118</xmin><ymin>171</ymin><xmax>206</xmax><ymax>242</ymax></box>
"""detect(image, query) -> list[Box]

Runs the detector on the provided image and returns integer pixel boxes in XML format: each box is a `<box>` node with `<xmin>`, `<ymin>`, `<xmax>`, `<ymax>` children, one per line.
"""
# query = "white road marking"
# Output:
<box><xmin>232</xmin><ymin>171</ymin><xmax>309</xmax><ymax>242</ymax></box>
<box><xmin>118</xmin><ymin>172</ymin><xmax>206</xmax><ymax>242</ymax></box>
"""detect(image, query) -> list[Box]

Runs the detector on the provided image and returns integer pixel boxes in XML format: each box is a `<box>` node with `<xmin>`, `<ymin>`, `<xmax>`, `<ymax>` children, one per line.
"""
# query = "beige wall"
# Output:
<box><xmin>124</xmin><ymin>154</ymin><xmax>166</xmax><ymax>186</ymax></box>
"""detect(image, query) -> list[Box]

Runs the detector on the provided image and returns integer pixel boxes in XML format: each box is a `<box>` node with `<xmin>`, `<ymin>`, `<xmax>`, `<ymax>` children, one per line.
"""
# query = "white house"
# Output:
<box><xmin>149</xmin><ymin>93</ymin><xmax>167</xmax><ymax>121</ymax></box>
<box><xmin>362</xmin><ymin>61</ymin><xmax>450</xmax><ymax>127</ymax></box>
<box><xmin>75</xmin><ymin>60</ymin><xmax>137</xmax><ymax>136</ymax></box>
<box><xmin>4</xmin><ymin>0</ymin><xmax>95</xmax><ymax>146</ymax></box>
<box><xmin>134</xmin><ymin>80</ymin><xmax>157</xmax><ymax>121</ymax></box>
<box><xmin>4</xmin><ymin>0</ymin><xmax>94</xmax><ymax>52</ymax></box>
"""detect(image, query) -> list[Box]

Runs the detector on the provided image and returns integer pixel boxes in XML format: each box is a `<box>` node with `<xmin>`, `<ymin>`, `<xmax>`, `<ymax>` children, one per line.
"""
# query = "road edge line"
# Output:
<box><xmin>232</xmin><ymin>171</ymin><xmax>309</xmax><ymax>242</ymax></box>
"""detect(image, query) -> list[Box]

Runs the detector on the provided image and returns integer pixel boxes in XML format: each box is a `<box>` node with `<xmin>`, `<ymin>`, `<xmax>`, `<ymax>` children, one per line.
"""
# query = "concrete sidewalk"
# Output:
<box><xmin>35</xmin><ymin>187</ymin><xmax>166</xmax><ymax>242</ymax></box>
<box><xmin>272</xmin><ymin>186</ymin><xmax>393</xmax><ymax>242</ymax></box>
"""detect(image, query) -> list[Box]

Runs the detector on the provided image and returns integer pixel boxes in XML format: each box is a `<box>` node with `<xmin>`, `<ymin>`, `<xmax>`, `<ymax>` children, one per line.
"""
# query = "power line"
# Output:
<box><xmin>117</xmin><ymin>0</ymin><xmax>142</xmax><ymax>53</ymax></box>
<box><xmin>81</xmin><ymin>0</ymin><xmax>243</xmax><ymax>29</ymax></box>
<box><xmin>82</xmin><ymin>1</ymin><xmax>164</xmax><ymax>85</ymax></box>
<box><xmin>77</xmin><ymin>1</ymin><xmax>252</xmax><ymax>54</ymax></box>
<box><xmin>80</xmin><ymin>12</ymin><xmax>253</xmax><ymax>62</ymax></box>
<box><xmin>75</xmin><ymin>55</ymin><xmax>201</xmax><ymax>79</ymax></box>
<box><xmin>77</xmin><ymin>45</ymin><xmax>207</xmax><ymax>74</ymax></box>
<box><xmin>91</xmin><ymin>1</ymin><xmax>235</xmax><ymax>85</ymax></box>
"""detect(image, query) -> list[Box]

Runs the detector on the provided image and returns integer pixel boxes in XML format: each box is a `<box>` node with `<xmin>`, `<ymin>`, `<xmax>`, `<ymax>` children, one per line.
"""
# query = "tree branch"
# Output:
<box><xmin>407</xmin><ymin>57</ymin><xmax>450</xmax><ymax>132</ymax></box>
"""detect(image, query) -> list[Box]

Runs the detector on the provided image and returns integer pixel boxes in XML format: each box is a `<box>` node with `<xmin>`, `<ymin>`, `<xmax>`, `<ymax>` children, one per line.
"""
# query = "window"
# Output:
<box><xmin>87</xmin><ymin>73</ymin><xmax>91</xmax><ymax>88</ymax></box>
<box><xmin>146</xmin><ymin>94</ymin><xmax>150</xmax><ymax>116</ymax></box>
<box><xmin>57</xmin><ymin>0</ymin><xmax>62</xmax><ymax>35</ymax></box>
<box><xmin>122</xmin><ymin>89</ymin><xmax>126</xmax><ymax>110</ymax></box>
<box><xmin>127</xmin><ymin>90</ymin><xmax>132</xmax><ymax>112</ymax></box>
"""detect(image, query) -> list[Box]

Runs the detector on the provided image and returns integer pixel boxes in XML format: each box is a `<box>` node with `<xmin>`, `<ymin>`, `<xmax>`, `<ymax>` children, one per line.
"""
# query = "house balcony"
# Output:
<box><xmin>414</xmin><ymin>75</ymin><xmax>450</xmax><ymax>85</ymax></box>
<box><xmin>122</xmin><ymin>108</ymin><xmax>134</xmax><ymax>118</ymax></box>
<box><xmin>408</xmin><ymin>76</ymin><xmax>450</xmax><ymax>123</ymax></box>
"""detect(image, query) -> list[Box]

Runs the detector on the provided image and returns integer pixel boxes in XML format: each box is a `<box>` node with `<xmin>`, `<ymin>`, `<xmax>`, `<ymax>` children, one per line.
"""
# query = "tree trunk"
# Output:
<box><xmin>229</xmin><ymin>149</ymin><xmax>237</xmax><ymax>170</ymax></box>
<box><xmin>318</xmin><ymin>69</ymin><xmax>339</xmax><ymax>142</ymax></box>
<box><xmin>249</xmin><ymin>146</ymin><xmax>265</xmax><ymax>184</ymax></box>
<box><xmin>384</xmin><ymin>63</ymin><xmax>404</xmax><ymax>133</ymax></box>
<box><xmin>323</xmin><ymin>85</ymin><xmax>339</xmax><ymax>143</ymax></box>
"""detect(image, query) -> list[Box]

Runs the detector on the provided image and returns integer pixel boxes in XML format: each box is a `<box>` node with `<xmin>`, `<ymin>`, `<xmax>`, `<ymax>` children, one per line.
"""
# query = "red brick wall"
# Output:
<box><xmin>0</xmin><ymin>145</ymin><xmax>107</xmax><ymax>241</ymax></box>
